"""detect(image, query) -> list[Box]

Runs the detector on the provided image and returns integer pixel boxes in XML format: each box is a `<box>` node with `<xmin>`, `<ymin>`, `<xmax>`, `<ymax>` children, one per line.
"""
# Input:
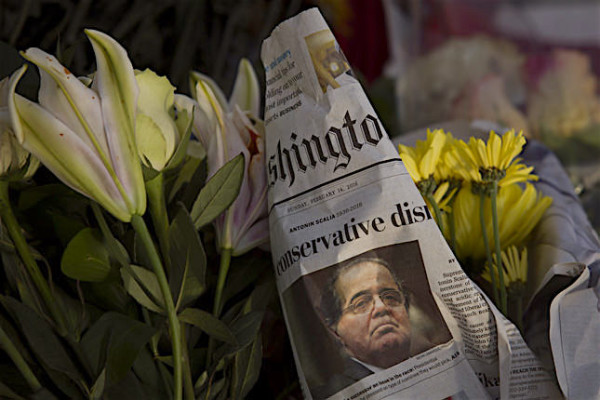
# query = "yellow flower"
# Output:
<box><xmin>444</xmin><ymin>140</ymin><xmax>481</xmax><ymax>182</ymax></box>
<box><xmin>496</xmin><ymin>183</ymin><xmax>552</xmax><ymax>248</ymax></box>
<box><xmin>481</xmin><ymin>246</ymin><xmax>527</xmax><ymax>289</ymax></box>
<box><xmin>398</xmin><ymin>128</ymin><xmax>449</xmax><ymax>183</ymax></box>
<box><xmin>429</xmin><ymin>181</ymin><xmax>454</xmax><ymax>211</ymax></box>
<box><xmin>452</xmin><ymin>183</ymin><xmax>552</xmax><ymax>262</ymax></box>
<box><xmin>472</xmin><ymin>129</ymin><xmax>525</xmax><ymax>170</ymax></box>
<box><xmin>445</xmin><ymin>130</ymin><xmax>537</xmax><ymax>188</ymax></box>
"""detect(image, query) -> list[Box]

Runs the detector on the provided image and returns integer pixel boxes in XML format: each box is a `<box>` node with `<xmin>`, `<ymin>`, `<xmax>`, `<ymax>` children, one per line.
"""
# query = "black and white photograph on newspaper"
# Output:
<box><xmin>282</xmin><ymin>241</ymin><xmax>452</xmax><ymax>399</ymax></box>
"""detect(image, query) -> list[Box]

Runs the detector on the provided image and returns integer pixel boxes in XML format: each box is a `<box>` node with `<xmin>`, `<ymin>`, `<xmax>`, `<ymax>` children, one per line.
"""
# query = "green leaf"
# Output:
<box><xmin>30</xmin><ymin>388</ymin><xmax>60</xmax><ymax>400</ymax></box>
<box><xmin>80</xmin><ymin>312</ymin><xmax>156</xmax><ymax>387</ymax></box>
<box><xmin>131</xmin><ymin>347</ymin><xmax>165</xmax><ymax>398</ymax></box>
<box><xmin>90</xmin><ymin>206</ymin><xmax>130</xmax><ymax>268</ymax></box>
<box><xmin>61</xmin><ymin>228</ymin><xmax>112</xmax><ymax>282</ymax></box>
<box><xmin>167</xmin><ymin>141</ymin><xmax>205</xmax><ymax>204</ymax></box>
<box><xmin>49</xmin><ymin>212</ymin><xmax>87</xmax><ymax>247</ymax></box>
<box><xmin>0</xmin><ymin>297</ymin><xmax>85</xmax><ymax>396</ymax></box>
<box><xmin>89</xmin><ymin>369</ymin><xmax>106</xmax><ymax>400</ymax></box>
<box><xmin>0</xmin><ymin>231</ymin><xmax>38</xmax><ymax>310</ymax></box>
<box><xmin>243</xmin><ymin>276</ymin><xmax>276</xmax><ymax>314</ymax></box>
<box><xmin>189</xmin><ymin>348</ymin><xmax>207</xmax><ymax>377</ymax></box>
<box><xmin>0</xmin><ymin>380</ymin><xmax>26</xmax><ymax>400</ymax></box>
<box><xmin>86</xmin><ymin>281</ymin><xmax>134</xmax><ymax>315</ymax></box>
<box><xmin>133</xmin><ymin>231</ymin><xmax>153</xmax><ymax>271</ymax></box>
<box><xmin>105</xmin><ymin>318</ymin><xmax>157</xmax><ymax>385</ymax></box>
<box><xmin>190</xmin><ymin>153</ymin><xmax>245</xmax><ymax>229</ymax></box>
<box><xmin>169</xmin><ymin>206</ymin><xmax>206</xmax><ymax>309</ymax></box>
<box><xmin>0</xmin><ymin>313</ymin><xmax>34</xmax><ymax>366</ymax></box>
<box><xmin>232</xmin><ymin>334</ymin><xmax>262</xmax><ymax>399</ymax></box>
<box><xmin>230</xmin><ymin>311</ymin><xmax>263</xmax><ymax>349</ymax></box>
<box><xmin>222</xmin><ymin>255</ymin><xmax>267</xmax><ymax>306</ymax></box>
<box><xmin>178</xmin><ymin>308</ymin><xmax>236</xmax><ymax>344</ymax></box>
<box><xmin>54</xmin><ymin>288</ymin><xmax>89</xmax><ymax>342</ymax></box>
<box><xmin>120</xmin><ymin>265</ymin><xmax>165</xmax><ymax>314</ymax></box>
<box><xmin>103</xmin><ymin>371</ymin><xmax>148</xmax><ymax>400</ymax></box>
<box><xmin>212</xmin><ymin>311</ymin><xmax>264</xmax><ymax>364</ymax></box>
<box><xmin>203</xmin><ymin>377</ymin><xmax>227</xmax><ymax>400</ymax></box>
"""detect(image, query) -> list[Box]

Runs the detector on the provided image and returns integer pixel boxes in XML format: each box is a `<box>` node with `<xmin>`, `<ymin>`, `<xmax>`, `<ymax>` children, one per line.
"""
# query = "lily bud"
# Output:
<box><xmin>135</xmin><ymin>69</ymin><xmax>193</xmax><ymax>172</ymax></box>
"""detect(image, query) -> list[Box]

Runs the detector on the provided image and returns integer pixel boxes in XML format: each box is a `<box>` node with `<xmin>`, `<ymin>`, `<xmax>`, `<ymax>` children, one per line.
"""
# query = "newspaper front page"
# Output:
<box><xmin>261</xmin><ymin>8</ymin><xmax>561</xmax><ymax>400</ymax></box>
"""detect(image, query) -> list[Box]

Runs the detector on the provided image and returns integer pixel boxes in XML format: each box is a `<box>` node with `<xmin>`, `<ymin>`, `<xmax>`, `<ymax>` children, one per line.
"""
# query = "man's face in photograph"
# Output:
<box><xmin>333</xmin><ymin>261</ymin><xmax>411</xmax><ymax>368</ymax></box>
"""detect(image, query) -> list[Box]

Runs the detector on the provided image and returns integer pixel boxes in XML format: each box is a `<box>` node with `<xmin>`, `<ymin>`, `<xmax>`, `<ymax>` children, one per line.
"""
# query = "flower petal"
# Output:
<box><xmin>229</xmin><ymin>58</ymin><xmax>260</xmax><ymax>117</ymax></box>
<box><xmin>86</xmin><ymin>29</ymin><xmax>145</xmax><ymax>216</ymax></box>
<box><xmin>190</xmin><ymin>78</ymin><xmax>226</xmax><ymax>170</ymax></box>
<box><xmin>135</xmin><ymin>69</ymin><xmax>178</xmax><ymax>170</ymax></box>
<box><xmin>20</xmin><ymin>48</ymin><xmax>109</xmax><ymax>156</ymax></box>
<box><xmin>189</xmin><ymin>71</ymin><xmax>228</xmax><ymax>112</ymax></box>
<box><xmin>12</xmin><ymin>94</ymin><xmax>130</xmax><ymax>221</ymax></box>
<box><xmin>232</xmin><ymin>218</ymin><xmax>269</xmax><ymax>256</ymax></box>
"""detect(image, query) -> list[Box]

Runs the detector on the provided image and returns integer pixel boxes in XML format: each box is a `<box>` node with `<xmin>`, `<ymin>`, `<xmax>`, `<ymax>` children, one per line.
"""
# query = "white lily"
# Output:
<box><xmin>0</xmin><ymin>77</ymin><xmax>39</xmax><ymax>180</ymax></box>
<box><xmin>8</xmin><ymin>30</ymin><xmax>145</xmax><ymax>222</ymax></box>
<box><xmin>189</xmin><ymin>59</ymin><xmax>267</xmax><ymax>255</ymax></box>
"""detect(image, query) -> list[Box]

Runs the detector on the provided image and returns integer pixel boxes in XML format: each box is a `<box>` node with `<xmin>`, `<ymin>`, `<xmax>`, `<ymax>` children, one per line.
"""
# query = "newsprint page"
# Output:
<box><xmin>261</xmin><ymin>8</ymin><xmax>562</xmax><ymax>400</ymax></box>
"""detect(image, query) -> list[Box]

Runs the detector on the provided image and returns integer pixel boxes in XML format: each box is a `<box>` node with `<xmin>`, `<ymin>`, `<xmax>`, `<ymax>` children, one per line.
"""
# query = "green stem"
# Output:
<box><xmin>213</xmin><ymin>247</ymin><xmax>233</xmax><ymax>317</ymax></box>
<box><xmin>479</xmin><ymin>193</ymin><xmax>499</xmax><ymax>305</ymax></box>
<box><xmin>206</xmin><ymin>247</ymin><xmax>233</xmax><ymax>369</ymax></box>
<box><xmin>516</xmin><ymin>294</ymin><xmax>523</xmax><ymax>332</ymax></box>
<box><xmin>142</xmin><ymin>308</ymin><xmax>160</xmax><ymax>358</ymax></box>
<box><xmin>180</xmin><ymin>323</ymin><xmax>195</xmax><ymax>400</ymax></box>
<box><xmin>0</xmin><ymin>324</ymin><xmax>41</xmax><ymax>392</ymax></box>
<box><xmin>426</xmin><ymin>194</ymin><xmax>445</xmax><ymax>234</ymax></box>
<box><xmin>449</xmin><ymin>205</ymin><xmax>457</xmax><ymax>253</ymax></box>
<box><xmin>91</xmin><ymin>203</ymin><xmax>129</xmax><ymax>267</ymax></box>
<box><xmin>131</xmin><ymin>215</ymin><xmax>182</xmax><ymax>400</ymax></box>
<box><xmin>143</xmin><ymin>179</ymin><xmax>194</xmax><ymax>398</ymax></box>
<box><xmin>490</xmin><ymin>182</ymin><xmax>508</xmax><ymax>314</ymax></box>
<box><xmin>146</xmin><ymin>173</ymin><xmax>170</xmax><ymax>270</ymax></box>
<box><xmin>0</xmin><ymin>181</ymin><xmax>68</xmax><ymax>336</ymax></box>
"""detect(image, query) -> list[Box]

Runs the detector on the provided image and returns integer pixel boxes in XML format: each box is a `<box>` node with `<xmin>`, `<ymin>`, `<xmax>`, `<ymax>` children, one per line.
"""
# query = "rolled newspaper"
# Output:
<box><xmin>261</xmin><ymin>8</ymin><xmax>562</xmax><ymax>400</ymax></box>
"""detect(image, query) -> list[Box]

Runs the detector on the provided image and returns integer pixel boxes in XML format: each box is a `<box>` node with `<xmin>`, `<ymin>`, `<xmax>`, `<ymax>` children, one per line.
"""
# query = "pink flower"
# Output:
<box><xmin>188</xmin><ymin>60</ymin><xmax>268</xmax><ymax>255</ymax></box>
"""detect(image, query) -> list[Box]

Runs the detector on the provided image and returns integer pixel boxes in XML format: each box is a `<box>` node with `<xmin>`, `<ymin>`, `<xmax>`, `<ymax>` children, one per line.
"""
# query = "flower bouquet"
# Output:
<box><xmin>395</xmin><ymin>119</ymin><xmax>600</xmax><ymax>399</ymax></box>
<box><xmin>0</xmin><ymin>29</ymin><xmax>278</xmax><ymax>400</ymax></box>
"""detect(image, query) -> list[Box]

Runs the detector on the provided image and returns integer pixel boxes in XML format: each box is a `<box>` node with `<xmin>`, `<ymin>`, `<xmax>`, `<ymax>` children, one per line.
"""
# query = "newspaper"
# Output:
<box><xmin>261</xmin><ymin>9</ymin><xmax>562</xmax><ymax>400</ymax></box>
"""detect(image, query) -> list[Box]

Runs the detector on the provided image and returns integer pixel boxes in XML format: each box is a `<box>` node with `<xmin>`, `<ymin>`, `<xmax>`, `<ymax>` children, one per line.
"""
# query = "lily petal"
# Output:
<box><xmin>11</xmin><ymin>94</ymin><xmax>130</xmax><ymax>221</ymax></box>
<box><xmin>229</xmin><ymin>59</ymin><xmax>260</xmax><ymax>117</ymax></box>
<box><xmin>189</xmin><ymin>71</ymin><xmax>228</xmax><ymax>112</ymax></box>
<box><xmin>233</xmin><ymin>218</ymin><xmax>269</xmax><ymax>256</ymax></box>
<box><xmin>85</xmin><ymin>29</ymin><xmax>145</xmax><ymax>216</ymax></box>
<box><xmin>20</xmin><ymin>48</ymin><xmax>109</xmax><ymax>156</ymax></box>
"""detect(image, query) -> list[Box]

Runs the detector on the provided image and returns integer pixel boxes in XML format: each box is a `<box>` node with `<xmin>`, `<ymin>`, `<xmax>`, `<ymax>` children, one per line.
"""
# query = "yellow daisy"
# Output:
<box><xmin>451</xmin><ymin>183</ymin><xmax>552</xmax><ymax>262</ymax></box>
<box><xmin>444</xmin><ymin>130</ymin><xmax>536</xmax><ymax>188</ymax></box>
<box><xmin>496</xmin><ymin>183</ymin><xmax>553</xmax><ymax>248</ymax></box>
<box><xmin>399</xmin><ymin>128</ymin><xmax>448</xmax><ymax>183</ymax></box>
<box><xmin>481</xmin><ymin>245</ymin><xmax>528</xmax><ymax>289</ymax></box>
